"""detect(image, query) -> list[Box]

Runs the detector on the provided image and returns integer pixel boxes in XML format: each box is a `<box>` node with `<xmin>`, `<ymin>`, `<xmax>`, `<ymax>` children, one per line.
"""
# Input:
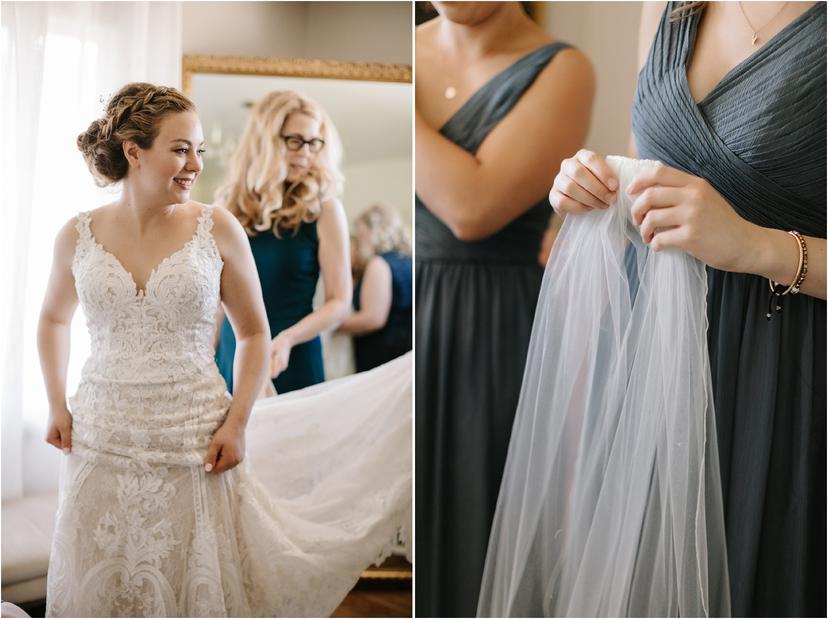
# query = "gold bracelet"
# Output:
<box><xmin>766</xmin><ymin>230</ymin><xmax>808</xmax><ymax>320</ymax></box>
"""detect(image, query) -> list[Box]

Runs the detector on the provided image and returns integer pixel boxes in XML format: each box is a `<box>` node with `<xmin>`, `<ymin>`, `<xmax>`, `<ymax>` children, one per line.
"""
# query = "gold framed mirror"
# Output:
<box><xmin>183</xmin><ymin>54</ymin><xmax>411</xmax><ymax>92</ymax></box>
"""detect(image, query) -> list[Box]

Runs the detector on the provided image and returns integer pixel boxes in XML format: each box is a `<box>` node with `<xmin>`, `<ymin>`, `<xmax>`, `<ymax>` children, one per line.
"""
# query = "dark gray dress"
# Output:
<box><xmin>415</xmin><ymin>42</ymin><xmax>571</xmax><ymax>617</ymax></box>
<box><xmin>633</xmin><ymin>4</ymin><xmax>825</xmax><ymax>616</ymax></box>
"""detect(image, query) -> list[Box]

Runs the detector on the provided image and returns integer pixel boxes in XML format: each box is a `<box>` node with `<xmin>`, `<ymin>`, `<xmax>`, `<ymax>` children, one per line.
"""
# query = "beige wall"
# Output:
<box><xmin>542</xmin><ymin>2</ymin><xmax>643</xmax><ymax>157</ymax></box>
<box><xmin>182</xmin><ymin>2</ymin><xmax>305</xmax><ymax>57</ymax></box>
<box><xmin>182</xmin><ymin>1</ymin><xmax>412</xmax><ymax>64</ymax></box>
<box><xmin>306</xmin><ymin>2</ymin><xmax>412</xmax><ymax>65</ymax></box>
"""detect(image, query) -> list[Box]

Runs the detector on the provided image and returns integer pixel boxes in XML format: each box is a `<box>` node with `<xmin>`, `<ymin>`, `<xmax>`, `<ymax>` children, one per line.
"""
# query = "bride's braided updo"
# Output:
<box><xmin>77</xmin><ymin>82</ymin><xmax>195</xmax><ymax>187</ymax></box>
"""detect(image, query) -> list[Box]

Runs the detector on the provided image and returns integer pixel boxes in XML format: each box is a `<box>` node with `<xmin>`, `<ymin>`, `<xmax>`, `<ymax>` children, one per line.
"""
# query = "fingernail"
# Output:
<box><xmin>626</xmin><ymin>184</ymin><xmax>634</xmax><ymax>195</ymax></box>
<box><xmin>605</xmin><ymin>192</ymin><xmax>616</xmax><ymax>204</ymax></box>
<box><xmin>204</xmin><ymin>463</ymin><xmax>213</xmax><ymax>472</ymax></box>
<box><xmin>607</xmin><ymin>178</ymin><xmax>618</xmax><ymax>190</ymax></box>
<box><xmin>63</xmin><ymin>448</ymin><xmax>70</xmax><ymax>455</ymax></box>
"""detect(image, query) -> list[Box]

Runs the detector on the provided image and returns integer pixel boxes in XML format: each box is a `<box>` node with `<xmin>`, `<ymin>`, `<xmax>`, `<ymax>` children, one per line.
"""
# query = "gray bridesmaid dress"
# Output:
<box><xmin>633</xmin><ymin>3</ymin><xmax>825</xmax><ymax>616</ymax></box>
<box><xmin>415</xmin><ymin>42</ymin><xmax>572</xmax><ymax>617</ymax></box>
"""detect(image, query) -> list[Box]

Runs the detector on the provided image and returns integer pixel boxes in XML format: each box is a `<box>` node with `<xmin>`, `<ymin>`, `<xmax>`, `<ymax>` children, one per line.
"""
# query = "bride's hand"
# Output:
<box><xmin>627</xmin><ymin>165</ymin><xmax>758</xmax><ymax>272</ymax></box>
<box><xmin>46</xmin><ymin>407</ymin><xmax>73</xmax><ymax>454</ymax></box>
<box><xmin>548</xmin><ymin>149</ymin><xmax>619</xmax><ymax>214</ymax></box>
<box><xmin>204</xmin><ymin>421</ymin><xmax>246</xmax><ymax>474</ymax></box>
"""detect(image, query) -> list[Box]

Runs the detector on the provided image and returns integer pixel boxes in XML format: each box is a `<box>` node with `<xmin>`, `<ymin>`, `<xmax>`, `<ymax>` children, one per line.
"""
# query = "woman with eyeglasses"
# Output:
<box><xmin>214</xmin><ymin>91</ymin><xmax>351</xmax><ymax>395</ymax></box>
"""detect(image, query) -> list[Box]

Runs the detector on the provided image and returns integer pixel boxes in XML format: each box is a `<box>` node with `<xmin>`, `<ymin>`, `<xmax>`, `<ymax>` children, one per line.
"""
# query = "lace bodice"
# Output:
<box><xmin>73</xmin><ymin>208</ymin><xmax>223</xmax><ymax>382</ymax></box>
<box><xmin>68</xmin><ymin>207</ymin><xmax>231</xmax><ymax>468</ymax></box>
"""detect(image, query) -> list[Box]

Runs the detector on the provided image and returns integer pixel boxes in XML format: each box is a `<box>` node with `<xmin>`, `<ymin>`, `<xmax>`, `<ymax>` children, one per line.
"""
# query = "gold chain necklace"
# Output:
<box><xmin>738</xmin><ymin>1</ymin><xmax>788</xmax><ymax>45</ymax></box>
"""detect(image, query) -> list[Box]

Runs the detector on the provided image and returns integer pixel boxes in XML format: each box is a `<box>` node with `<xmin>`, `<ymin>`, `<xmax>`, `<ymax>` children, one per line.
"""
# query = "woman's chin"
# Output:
<box><xmin>170</xmin><ymin>186</ymin><xmax>192</xmax><ymax>202</ymax></box>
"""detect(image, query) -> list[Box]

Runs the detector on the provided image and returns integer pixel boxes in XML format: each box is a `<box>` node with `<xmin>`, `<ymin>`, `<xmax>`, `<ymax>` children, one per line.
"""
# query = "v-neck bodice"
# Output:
<box><xmin>84</xmin><ymin>208</ymin><xmax>216</xmax><ymax>298</ymax></box>
<box><xmin>632</xmin><ymin>1</ymin><xmax>826</xmax><ymax>236</ymax></box>
<box><xmin>71</xmin><ymin>207</ymin><xmax>225</xmax><ymax>384</ymax></box>
<box><xmin>416</xmin><ymin>41</ymin><xmax>572</xmax><ymax>262</ymax></box>
<box><xmin>686</xmin><ymin>3</ymin><xmax>822</xmax><ymax>107</ymax></box>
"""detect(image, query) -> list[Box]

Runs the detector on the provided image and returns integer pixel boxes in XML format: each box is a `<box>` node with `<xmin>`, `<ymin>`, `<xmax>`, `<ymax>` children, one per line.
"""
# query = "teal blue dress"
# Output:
<box><xmin>352</xmin><ymin>251</ymin><xmax>412</xmax><ymax>372</ymax></box>
<box><xmin>216</xmin><ymin>222</ymin><xmax>324</xmax><ymax>394</ymax></box>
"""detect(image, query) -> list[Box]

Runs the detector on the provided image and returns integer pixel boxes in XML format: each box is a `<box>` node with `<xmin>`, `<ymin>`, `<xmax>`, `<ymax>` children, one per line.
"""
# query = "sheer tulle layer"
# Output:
<box><xmin>47</xmin><ymin>353</ymin><xmax>412</xmax><ymax>617</ymax></box>
<box><xmin>478</xmin><ymin>157</ymin><xmax>730</xmax><ymax>617</ymax></box>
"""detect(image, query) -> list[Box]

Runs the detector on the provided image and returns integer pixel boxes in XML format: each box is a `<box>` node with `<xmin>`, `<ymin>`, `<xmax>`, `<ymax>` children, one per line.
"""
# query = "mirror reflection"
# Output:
<box><xmin>188</xmin><ymin>63</ymin><xmax>412</xmax><ymax>385</ymax></box>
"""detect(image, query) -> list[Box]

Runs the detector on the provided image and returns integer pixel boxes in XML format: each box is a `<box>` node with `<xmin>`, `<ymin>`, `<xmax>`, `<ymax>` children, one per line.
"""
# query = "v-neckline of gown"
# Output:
<box><xmin>683</xmin><ymin>2</ymin><xmax>821</xmax><ymax>108</ymax></box>
<box><xmin>87</xmin><ymin>210</ymin><xmax>206</xmax><ymax>299</ymax></box>
<box><xmin>438</xmin><ymin>42</ymin><xmax>558</xmax><ymax>133</ymax></box>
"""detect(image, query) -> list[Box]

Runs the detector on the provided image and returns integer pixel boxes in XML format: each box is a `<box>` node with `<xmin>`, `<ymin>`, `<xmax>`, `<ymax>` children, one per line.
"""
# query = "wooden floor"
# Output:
<box><xmin>332</xmin><ymin>589</ymin><xmax>412</xmax><ymax>618</ymax></box>
<box><xmin>333</xmin><ymin>555</ymin><xmax>412</xmax><ymax>617</ymax></box>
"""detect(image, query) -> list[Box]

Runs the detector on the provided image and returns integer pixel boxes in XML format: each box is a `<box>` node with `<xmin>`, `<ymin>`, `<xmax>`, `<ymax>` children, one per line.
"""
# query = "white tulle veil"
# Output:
<box><xmin>477</xmin><ymin>156</ymin><xmax>730</xmax><ymax>617</ymax></box>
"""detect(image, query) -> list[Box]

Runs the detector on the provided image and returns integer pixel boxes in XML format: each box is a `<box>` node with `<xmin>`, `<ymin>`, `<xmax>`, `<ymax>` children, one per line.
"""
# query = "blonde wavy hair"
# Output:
<box><xmin>353</xmin><ymin>204</ymin><xmax>411</xmax><ymax>272</ymax></box>
<box><xmin>77</xmin><ymin>82</ymin><xmax>195</xmax><ymax>187</ymax></box>
<box><xmin>216</xmin><ymin>91</ymin><xmax>344</xmax><ymax>237</ymax></box>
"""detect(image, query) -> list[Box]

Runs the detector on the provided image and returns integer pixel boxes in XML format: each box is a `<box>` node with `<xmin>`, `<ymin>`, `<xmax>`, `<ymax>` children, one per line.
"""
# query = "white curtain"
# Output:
<box><xmin>1</xmin><ymin>1</ymin><xmax>182</xmax><ymax>500</ymax></box>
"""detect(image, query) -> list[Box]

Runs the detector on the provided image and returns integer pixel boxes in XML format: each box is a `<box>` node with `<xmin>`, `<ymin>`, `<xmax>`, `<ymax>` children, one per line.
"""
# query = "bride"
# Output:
<box><xmin>37</xmin><ymin>82</ymin><xmax>411</xmax><ymax>617</ymax></box>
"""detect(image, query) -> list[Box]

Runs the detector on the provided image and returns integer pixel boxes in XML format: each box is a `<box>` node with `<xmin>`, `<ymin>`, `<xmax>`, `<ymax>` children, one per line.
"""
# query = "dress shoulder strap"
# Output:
<box><xmin>71</xmin><ymin>211</ymin><xmax>96</xmax><ymax>270</ymax></box>
<box><xmin>75</xmin><ymin>211</ymin><xmax>92</xmax><ymax>240</ymax></box>
<box><xmin>195</xmin><ymin>205</ymin><xmax>215</xmax><ymax>238</ymax></box>
<box><xmin>194</xmin><ymin>206</ymin><xmax>223</xmax><ymax>268</ymax></box>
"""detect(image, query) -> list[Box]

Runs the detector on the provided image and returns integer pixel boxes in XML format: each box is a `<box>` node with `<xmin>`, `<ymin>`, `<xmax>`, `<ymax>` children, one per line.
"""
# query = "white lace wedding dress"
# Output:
<box><xmin>45</xmin><ymin>207</ymin><xmax>412</xmax><ymax>618</ymax></box>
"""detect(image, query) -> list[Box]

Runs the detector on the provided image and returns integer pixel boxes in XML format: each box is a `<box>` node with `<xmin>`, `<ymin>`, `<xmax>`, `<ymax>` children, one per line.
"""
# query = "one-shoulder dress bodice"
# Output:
<box><xmin>416</xmin><ymin>42</ymin><xmax>572</xmax><ymax>263</ymax></box>
<box><xmin>415</xmin><ymin>41</ymin><xmax>576</xmax><ymax>617</ymax></box>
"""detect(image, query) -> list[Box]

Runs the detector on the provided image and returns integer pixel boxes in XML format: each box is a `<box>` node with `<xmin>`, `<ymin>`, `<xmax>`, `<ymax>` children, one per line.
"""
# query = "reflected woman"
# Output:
<box><xmin>339</xmin><ymin>203</ymin><xmax>412</xmax><ymax>372</ymax></box>
<box><xmin>415</xmin><ymin>1</ymin><xmax>594</xmax><ymax>615</ymax></box>
<box><xmin>215</xmin><ymin>91</ymin><xmax>351</xmax><ymax>394</ymax></box>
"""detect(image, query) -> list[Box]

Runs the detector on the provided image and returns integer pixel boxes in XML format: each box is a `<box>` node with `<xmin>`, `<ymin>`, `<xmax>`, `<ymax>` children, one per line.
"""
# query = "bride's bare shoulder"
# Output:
<box><xmin>205</xmin><ymin>204</ymin><xmax>251</xmax><ymax>259</ymax></box>
<box><xmin>53</xmin><ymin>200</ymin><xmax>114</xmax><ymax>257</ymax></box>
<box><xmin>205</xmin><ymin>203</ymin><xmax>240</xmax><ymax>231</ymax></box>
<box><xmin>52</xmin><ymin>213</ymin><xmax>88</xmax><ymax>263</ymax></box>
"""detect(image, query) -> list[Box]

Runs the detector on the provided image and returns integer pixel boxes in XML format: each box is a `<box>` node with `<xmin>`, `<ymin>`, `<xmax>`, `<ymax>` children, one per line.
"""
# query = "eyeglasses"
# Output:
<box><xmin>281</xmin><ymin>134</ymin><xmax>325</xmax><ymax>153</ymax></box>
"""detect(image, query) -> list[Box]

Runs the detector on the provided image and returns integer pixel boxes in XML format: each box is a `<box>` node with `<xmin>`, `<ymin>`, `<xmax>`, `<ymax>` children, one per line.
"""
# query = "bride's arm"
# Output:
<box><xmin>415</xmin><ymin>48</ymin><xmax>594</xmax><ymax>241</ymax></box>
<box><xmin>208</xmin><ymin>207</ymin><xmax>270</xmax><ymax>474</ymax></box>
<box><xmin>38</xmin><ymin>218</ymin><xmax>80</xmax><ymax>453</ymax></box>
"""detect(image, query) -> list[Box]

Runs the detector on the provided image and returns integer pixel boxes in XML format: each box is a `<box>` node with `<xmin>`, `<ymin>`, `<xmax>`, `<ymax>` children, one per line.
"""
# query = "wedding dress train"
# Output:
<box><xmin>45</xmin><ymin>207</ymin><xmax>411</xmax><ymax>617</ymax></box>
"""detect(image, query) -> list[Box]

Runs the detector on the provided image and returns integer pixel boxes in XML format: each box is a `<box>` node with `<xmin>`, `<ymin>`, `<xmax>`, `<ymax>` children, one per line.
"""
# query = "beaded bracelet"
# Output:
<box><xmin>766</xmin><ymin>230</ymin><xmax>808</xmax><ymax>320</ymax></box>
